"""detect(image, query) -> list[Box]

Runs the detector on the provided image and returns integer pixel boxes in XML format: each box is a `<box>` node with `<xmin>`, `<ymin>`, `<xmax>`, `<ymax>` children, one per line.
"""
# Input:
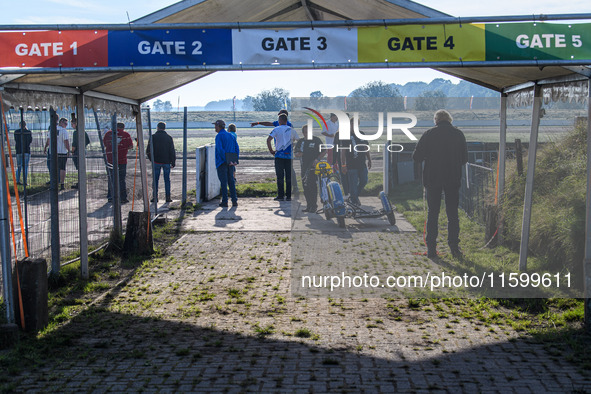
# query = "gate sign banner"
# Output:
<box><xmin>358</xmin><ymin>24</ymin><xmax>486</xmax><ymax>63</ymax></box>
<box><xmin>0</xmin><ymin>22</ymin><xmax>590</xmax><ymax>69</ymax></box>
<box><xmin>107</xmin><ymin>29</ymin><xmax>232</xmax><ymax>67</ymax></box>
<box><xmin>231</xmin><ymin>28</ymin><xmax>358</xmax><ymax>64</ymax></box>
<box><xmin>484</xmin><ymin>22</ymin><xmax>591</xmax><ymax>61</ymax></box>
<box><xmin>0</xmin><ymin>30</ymin><xmax>107</xmax><ymax>68</ymax></box>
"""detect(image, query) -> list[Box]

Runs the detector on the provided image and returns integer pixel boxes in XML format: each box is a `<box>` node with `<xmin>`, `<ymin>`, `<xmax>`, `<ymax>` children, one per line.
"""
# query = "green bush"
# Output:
<box><xmin>502</xmin><ymin>122</ymin><xmax>587</xmax><ymax>276</ymax></box>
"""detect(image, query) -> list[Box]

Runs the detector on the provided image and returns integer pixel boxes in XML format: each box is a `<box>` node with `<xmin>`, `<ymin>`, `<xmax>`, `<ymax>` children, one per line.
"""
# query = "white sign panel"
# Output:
<box><xmin>232</xmin><ymin>28</ymin><xmax>358</xmax><ymax>65</ymax></box>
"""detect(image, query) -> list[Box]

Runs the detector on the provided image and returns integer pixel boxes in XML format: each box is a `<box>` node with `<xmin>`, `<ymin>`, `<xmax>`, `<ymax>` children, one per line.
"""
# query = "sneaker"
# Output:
<box><xmin>150</xmin><ymin>197</ymin><xmax>156</xmax><ymax>203</ymax></box>
<box><xmin>107</xmin><ymin>198</ymin><xmax>113</xmax><ymax>203</ymax></box>
<box><xmin>303</xmin><ymin>207</ymin><xmax>317</xmax><ymax>213</ymax></box>
<box><xmin>427</xmin><ymin>250</ymin><xmax>437</xmax><ymax>258</ymax></box>
<box><xmin>232</xmin><ymin>201</ymin><xmax>238</xmax><ymax>207</ymax></box>
<box><xmin>285</xmin><ymin>197</ymin><xmax>292</xmax><ymax>201</ymax></box>
<box><xmin>219</xmin><ymin>202</ymin><xmax>228</xmax><ymax>208</ymax></box>
<box><xmin>121</xmin><ymin>199</ymin><xmax>129</xmax><ymax>204</ymax></box>
<box><xmin>60</xmin><ymin>184</ymin><xmax>65</xmax><ymax>191</ymax></box>
<box><xmin>71</xmin><ymin>183</ymin><xmax>78</xmax><ymax>189</ymax></box>
<box><xmin>166</xmin><ymin>196</ymin><xmax>173</xmax><ymax>203</ymax></box>
<box><xmin>273</xmin><ymin>196</ymin><xmax>284</xmax><ymax>201</ymax></box>
<box><xmin>450</xmin><ymin>247</ymin><xmax>463</xmax><ymax>259</ymax></box>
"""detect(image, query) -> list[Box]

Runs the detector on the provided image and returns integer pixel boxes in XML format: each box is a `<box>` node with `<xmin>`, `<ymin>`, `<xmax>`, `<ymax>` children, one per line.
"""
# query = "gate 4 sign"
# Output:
<box><xmin>232</xmin><ymin>28</ymin><xmax>358</xmax><ymax>65</ymax></box>
<box><xmin>0</xmin><ymin>30</ymin><xmax>108</xmax><ymax>68</ymax></box>
<box><xmin>357</xmin><ymin>24</ymin><xmax>485</xmax><ymax>63</ymax></box>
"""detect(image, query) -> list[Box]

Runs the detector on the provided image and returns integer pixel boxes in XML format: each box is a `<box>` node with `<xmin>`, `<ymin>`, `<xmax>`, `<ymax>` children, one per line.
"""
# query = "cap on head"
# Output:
<box><xmin>157</xmin><ymin>122</ymin><xmax>166</xmax><ymax>130</ymax></box>
<box><xmin>278</xmin><ymin>109</ymin><xmax>288</xmax><ymax>116</ymax></box>
<box><xmin>212</xmin><ymin>120</ymin><xmax>226</xmax><ymax>128</ymax></box>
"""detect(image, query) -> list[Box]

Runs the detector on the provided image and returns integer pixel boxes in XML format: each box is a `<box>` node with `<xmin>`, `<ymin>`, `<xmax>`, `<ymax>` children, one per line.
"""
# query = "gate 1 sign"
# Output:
<box><xmin>107</xmin><ymin>29</ymin><xmax>233</xmax><ymax>67</ymax></box>
<box><xmin>0</xmin><ymin>30</ymin><xmax>108</xmax><ymax>68</ymax></box>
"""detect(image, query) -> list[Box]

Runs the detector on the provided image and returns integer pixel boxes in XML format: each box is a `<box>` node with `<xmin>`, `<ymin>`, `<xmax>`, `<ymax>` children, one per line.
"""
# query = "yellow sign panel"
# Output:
<box><xmin>358</xmin><ymin>24</ymin><xmax>485</xmax><ymax>63</ymax></box>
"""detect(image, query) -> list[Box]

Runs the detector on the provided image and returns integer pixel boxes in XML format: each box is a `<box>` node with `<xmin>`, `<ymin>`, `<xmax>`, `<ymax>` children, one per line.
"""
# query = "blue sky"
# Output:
<box><xmin>2</xmin><ymin>0</ymin><xmax>590</xmax><ymax>107</ymax></box>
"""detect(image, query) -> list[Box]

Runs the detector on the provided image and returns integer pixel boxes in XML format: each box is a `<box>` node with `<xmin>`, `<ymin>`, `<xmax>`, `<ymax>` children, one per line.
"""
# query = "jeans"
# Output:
<box><xmin>216</xmin><ymin>164</ymin><xmax>237</xmax><ymax>204</ymax></box>
<box><xmin>425</xmin><ymin>183</ymin><xmax>460</xmax><ymax>250</ymax></box>
<box><xmin>154</xmin><ymin>163</ymin><xmax>171</xmax><ymax>197</ymax></box>
<box><xmin>347</xmin><ymin>167</ymin><xmax>368</xmax><ymax>204</ymax></box>
<box><xmin>107</xmin><ymin>164</ymin><xmax>128</xmax><ymax>201</ymax></box>
<box><xmin>274</xmin><ymin>158</ymin><xmax>292</xmax><ymax>199</ymax></box>
<box><xmin>16</xmin><ymin>153</ymin><xmax>30</xmax><ymax>184</ymax></box>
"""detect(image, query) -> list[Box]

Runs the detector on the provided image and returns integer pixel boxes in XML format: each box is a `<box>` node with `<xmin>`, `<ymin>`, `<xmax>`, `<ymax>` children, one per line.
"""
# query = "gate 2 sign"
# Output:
<box><xmin>107</xmin><ymin>29</ymin><xmax>233</xmax><ymax>67</ymax></box>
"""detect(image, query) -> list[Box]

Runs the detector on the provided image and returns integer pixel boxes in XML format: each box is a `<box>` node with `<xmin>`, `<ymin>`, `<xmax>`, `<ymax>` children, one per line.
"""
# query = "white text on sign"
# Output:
<box><xmin>261</xmin><ymin>36</ymin><xmax>328</xmax><ymax>51</ymax></box>
<box><xmin>137</xmin><ymin>40</ymin><xmax>203</xmax><ymax>55</ymax></box>
<box><xmin>15</xmin><ymin>42</ymin><xmax>78</xmax><ymax>57</ymax></box>
<box><xmin>515</xmin><ymin>34</ymin><xmax>582</xmax><ymax>49</ymax></box>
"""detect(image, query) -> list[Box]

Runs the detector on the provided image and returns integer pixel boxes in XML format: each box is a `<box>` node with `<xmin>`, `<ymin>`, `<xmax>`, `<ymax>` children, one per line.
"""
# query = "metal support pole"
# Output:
<box><xmin>498</xmin><ymin>93</ymin><xmax>508</xmax><ymax>246</ymax></box>
<box><xmin>147</xmin><ymin>108</ymin><xmax>157</xmax><ymax>216</ymax></box>
<box><xmin>182</xmin><ymin>106</ymin><xmax>188</xmax><ymax>206</ymax></box>
<box><xmin>111</xmin><ymin>114</ymin><xmax>121</xmax><ymax>237</ymax></box>
<box><xmin>19</xmin><ymin>108</ymin><xmax>29</xmax><ymax>246</ymax></box>
<box><xmin>0</xmin><ymin>110</ymin><xmax>15</xmax><ymax>324</ymax></box>
<box><xmin>76</xmin><ymin>95</ymin><xmax>88</xmax><ymax>279</ymax></box>
<box><xmin>49</xmin><ymin>108</ymin><xmax>60</xmax><ymax>275</ymax></box>
<box><xmin>584</xmin><ymin>77</ymin><xmax>591</xmax><ymax>332</ymax></box>
<box><xmin>518</xmin><ymin>84</ymin><xmax>542</xmax><ymax>271</ymax></box>
<box><xmin>383</xmin><ymin>141</ymin><xmax>390</xmax><ymax>195</ymax></box>
<box><xmin>135</xmin><ymin>109</ymin><xmax>150</xmax><ymax>212</ymax></box>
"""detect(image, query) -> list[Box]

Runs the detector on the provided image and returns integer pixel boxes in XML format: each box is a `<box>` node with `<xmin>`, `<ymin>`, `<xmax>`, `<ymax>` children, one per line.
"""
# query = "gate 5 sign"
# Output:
<box><xmin>357</xmin><ymin>24</ymin><xmax>485</xmax><ymax>63</ymax></box>
<box><xmin>485</xmin><ymin>22</ymin><xmax>591</xmax><ymax>61</ymax></box>
<box><xmin>108</xmin><ymin>29</ymin><xmax>232</xmax><ymax>67</ymax></box>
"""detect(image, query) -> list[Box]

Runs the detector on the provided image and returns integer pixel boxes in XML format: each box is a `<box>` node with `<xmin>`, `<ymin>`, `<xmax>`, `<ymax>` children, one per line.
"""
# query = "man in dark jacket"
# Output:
<box><xmin>413</xmin><ymin>110</ymin><xmax>468</xmax><ymax>259</ymax></box>
<box><xmin>295</xmin><ymin>125</ymin><xmax>325</xmax><ymax>213</ymax></box>
<box><xmin>146</xmin><ymin>122</ymin><xmax>176</xmax><ymax>203</ymax></box>
<box><xmin>14</xmin><ymin>121</ymin><xmax>32</xmax><ymax>185</ymax></box>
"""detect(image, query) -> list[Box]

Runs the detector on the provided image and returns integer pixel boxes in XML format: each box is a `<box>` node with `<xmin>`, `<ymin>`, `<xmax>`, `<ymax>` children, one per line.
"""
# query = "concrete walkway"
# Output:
<box><xmin>3</xmin><ymin>197</ymin><xmax>590</xmax><ymax>393</ymax></box>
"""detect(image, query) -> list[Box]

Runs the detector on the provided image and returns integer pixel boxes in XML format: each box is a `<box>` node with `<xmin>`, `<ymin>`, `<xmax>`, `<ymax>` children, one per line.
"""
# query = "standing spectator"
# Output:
<box><xmin>295</xmin><ymin>125</ymin><xmax>325</xmax><ymax>213</ymax></box>
<box><xmin>322</xmin><ymin>113</ymin><xmax>338</xmax><ymax>164</ymax></box>
<box><xmin>103</xmin><ymin>123</ymin><xmax>133</xmax><ymax>203</ymax></box>
<box><xmin>70</xmin><ymin>118</ymin><xmax>90</xmax><ymax>189</ymax></box>
<box><xmin>213</xmin><ymin>120</ymin><xmax>239</xmax><ymax>208</ymax></box>
<box><xmin>413</xmin><ymin>110</ymin><xmax>468</xmax><ymax>259</ymax></box>
<box><xmin>43</xmin><ymin>117</ymin><xmax>70</xmax><ymax>191</ymax></box>
<box><xmin>13</xmin><ymin>121</ymin><xmax>32</xmax><ymax>186</ymax></box>
<box><xmin>340</xmin><ymin>117</ymin><xmax>371</xmax><ymax>206</ymax></box>
<box><xmin>267</xmin><ymin>114</ymin><xmax>298</xmax><ymax>201</ymax></box>
<box><xmin>227</xmin><ymin>123</ymin><xmax>237</xmax><ymax>139</ymax></box>
<box><xmin>146</xmin><ymin>122</ymin><xmax>176</xmax><ymax>203</ymax></box>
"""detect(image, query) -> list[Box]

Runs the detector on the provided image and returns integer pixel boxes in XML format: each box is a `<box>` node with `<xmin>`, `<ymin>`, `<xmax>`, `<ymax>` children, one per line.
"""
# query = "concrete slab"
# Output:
<box><xmin>180</xmin><ymin>196</ymin><xmax>416</xmax><ymax>233</ymax></box>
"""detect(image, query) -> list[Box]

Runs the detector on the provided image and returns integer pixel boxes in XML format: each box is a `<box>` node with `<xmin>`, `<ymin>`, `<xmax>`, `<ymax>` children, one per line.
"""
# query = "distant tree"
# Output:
<box><xmin>310</xmin><ymin>90</ymin><xmax>323</xmax><ymax>98</ymax></box>
<box><xmin>162</xmin><ymin>101</ymin><xmax>173</xmax><ymax>112</ymax></box>
<box><xmin>415</xmin><ymin>90</ymin><xmax>447</xmax><ymax>111</ymax></box>
<box><xmin>151</xmin><ymin>99</ymin><xmax>173</xmax><ymax>112</ymax></box>
<box><xmin>348</xmin><ymin>81</ymin><xmax>403</xmax><ymax>112</ymax></box>
<box><xmin>242</xmin><ymin>96</ymin><xmax>254</xmax><ymax>111</ymax></box>
<box><xmin>252</xmin><ymin>88</ymin><xmax>291</xmax><ymax>111</ymax></box>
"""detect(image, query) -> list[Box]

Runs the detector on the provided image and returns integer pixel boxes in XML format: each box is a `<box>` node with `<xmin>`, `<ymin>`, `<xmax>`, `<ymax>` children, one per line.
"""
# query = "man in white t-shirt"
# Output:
<box><xmin>267</xmin><ymin>114</ymin><xmax>298</xmax><ymax>201</ymax></box>
<box><xmin>322</xmin><ymin>113</ymin><xmax>338</xmax><ymax>164</ymax></box>
<box><xmin>44</xmin><ymin>117</ymin><xmax>71</xmax><ymax>190</ymax></box>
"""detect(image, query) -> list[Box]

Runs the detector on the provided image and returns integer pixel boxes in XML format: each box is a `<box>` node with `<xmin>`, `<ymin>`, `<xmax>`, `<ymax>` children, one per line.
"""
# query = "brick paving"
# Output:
<box><xmin>2</xmin><ymin>198</ymin><xmax>590</xmax><ymax>392</ymax></box>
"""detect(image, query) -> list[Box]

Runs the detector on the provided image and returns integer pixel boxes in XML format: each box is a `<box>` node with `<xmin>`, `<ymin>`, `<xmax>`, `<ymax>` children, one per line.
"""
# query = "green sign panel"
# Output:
<box><xmin>485</xmin><ymin>22</ymin><xmax>591</xmax><ymax>61</ymax></box>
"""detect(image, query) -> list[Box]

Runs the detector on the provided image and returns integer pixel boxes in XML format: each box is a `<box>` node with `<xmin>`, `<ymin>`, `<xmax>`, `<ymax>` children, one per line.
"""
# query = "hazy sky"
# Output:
<box><xmin>2</xmin><ymin>0</ymin><xmax>590</xmax><ymax>107</ymax></box>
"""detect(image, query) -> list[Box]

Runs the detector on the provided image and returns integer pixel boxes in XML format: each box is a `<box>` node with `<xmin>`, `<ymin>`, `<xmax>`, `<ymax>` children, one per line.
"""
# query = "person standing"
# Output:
<box><xmin>14</xmin><ymin>121</ymin><xmax>32</xmax><ymax>186</ymax></box>
<box><xmin>295</xmin><ymin>125</ymin><xmax>325</xmax><ymax>213</ymax></box>
<box><xmin>322</xmin><ymin>113</ymin><xmax>338</xmax><ymax>164</ymax></box>
<box><xmin>413</xmin><ymin>109</ymin><xmax>468</xmax><ymax>259</ymax></box>
<box><xmin>43</xmin><ymin>117</ymin><xmax>71</xmax><ymax>191</ymax></box>
<box><xmin>227</xmin><ymin>123</ymin><xmax>237</xmax><ymax>139</ymax></box>
<box><xmin>70</xmin><ymin>118</ymin><xmax>90</xmax><ymax>189</ymax></box>
<box><xmin>103</xmin><ymin>123</ymin><xmax>133</xmax><ymax>203</ymax></box>
<box><xmin>340</xmin><ymin>118</ymin><xmax>371</xmax><ymax>206</ymax></box>
<box><xmin>146</xmin><ymin>122</ymin><xmax>176</xmax><ymax>203</ymax></box>
<box><xmin>267</xmin><ymin>113</ymin><xmax>297</xmax><ymax>201</ymax></box>
<box><xmin>213</xmin><ymin>120</ymin><xmax>239</xmax><ymax>207</ymax></box>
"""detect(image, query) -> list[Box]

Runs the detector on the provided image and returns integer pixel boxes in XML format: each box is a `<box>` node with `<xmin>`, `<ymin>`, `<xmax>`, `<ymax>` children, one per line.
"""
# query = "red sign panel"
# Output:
<box><xmin>0</xmin><ymin>30</ymin><xmax>108</xmax><ymax>68</ymax></box>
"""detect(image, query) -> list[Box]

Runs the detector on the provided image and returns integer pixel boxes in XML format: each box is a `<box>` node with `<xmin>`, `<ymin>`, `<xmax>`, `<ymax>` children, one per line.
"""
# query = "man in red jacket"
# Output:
<box><xmin>104</xmin><ymin>123</ymin><xmax>133</xmax><ymax>203</ymax></box>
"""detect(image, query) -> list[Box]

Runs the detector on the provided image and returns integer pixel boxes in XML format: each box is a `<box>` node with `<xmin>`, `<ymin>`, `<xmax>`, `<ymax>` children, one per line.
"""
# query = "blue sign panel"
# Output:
<box><xmin>108</xmin><ymin>29</ymin><xmax>232</xmax><ymax>66</ymax></box>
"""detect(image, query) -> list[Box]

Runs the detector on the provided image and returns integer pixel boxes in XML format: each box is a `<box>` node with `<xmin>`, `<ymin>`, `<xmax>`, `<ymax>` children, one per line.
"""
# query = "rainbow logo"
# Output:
<box><xmin>302</xmin><ymin>107</ymin><xmax>328</xmax><ymax>132</ymax></box>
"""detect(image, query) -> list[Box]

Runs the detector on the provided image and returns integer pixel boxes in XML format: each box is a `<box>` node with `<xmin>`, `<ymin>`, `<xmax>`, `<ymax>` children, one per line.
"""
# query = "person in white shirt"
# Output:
<box><xmin>267</xmin><ymin>114</ymin><xmax>298</xmax><ymax>201</ymax></box>
<box><xmin>322</xmin><ymin>113</ymin><xmax>338</xmax><ymax>164</ymax></box>
<box><xmin>43</xmin><ymin>117</ymin><xmax>71</xmax><ymax>190</ymax></box>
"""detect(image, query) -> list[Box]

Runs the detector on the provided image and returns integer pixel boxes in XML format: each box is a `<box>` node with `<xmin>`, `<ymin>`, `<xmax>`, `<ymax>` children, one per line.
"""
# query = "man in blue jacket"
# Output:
<box><xmin>214</xmin><ymin>120</ymin><xmax>239</xmax><ymax>208</ymax></box>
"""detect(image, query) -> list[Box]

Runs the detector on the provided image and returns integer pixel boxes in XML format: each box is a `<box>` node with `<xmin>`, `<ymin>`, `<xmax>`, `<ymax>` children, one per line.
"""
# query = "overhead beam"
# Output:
<box><xmin>307</xmin><ymin>1</ymin><xmax>350</xmax><ymax>20</ymax></box>
<box><xmin>78</xmin><ymin>73</ymin><xmax>132</xmax><ymax>93</ymax></box>
<box><xmin>261</xmin><ymin>3</ymin><xmax>303</xmax><ymax>22</ymax></box>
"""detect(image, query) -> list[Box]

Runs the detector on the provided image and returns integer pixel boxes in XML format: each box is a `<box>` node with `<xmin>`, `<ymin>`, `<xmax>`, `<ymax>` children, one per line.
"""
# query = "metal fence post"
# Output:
<box><xmin>0</xmin><ymin>110</ymin><xmax>15</xmax><ymax>324</ymax></box>
<box><xmin>182</xmin><ymin>106</ymin><xmax>188</xmax><ymax>206</ymax></box>
<box><xmin>49</xmin><ymin>108</ymin><xmax>60</xmax><ymax>276</ymax></box>
<box><xmin>584</xmin><ymin>77</ymin><xmax>591</xmax><ymax>332</ymax></box>
<box><xmin>146</xmin><ymin>108</ymin><xmax>157</xmax><ymax>216</ymax></box>
<box><xmin>19</xmin><ymin>107</ymin><xmax>29</xmax><ymax>247</ymax></box>
<box><xmin>111</xmin><ymin>114</ymin><xmax>121</xmax><ymax>237</ymax></box>
<box><xmin>76</xmin><ymin>96</ymin><xmax>89</xmax><ymax>279</ymax></box>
